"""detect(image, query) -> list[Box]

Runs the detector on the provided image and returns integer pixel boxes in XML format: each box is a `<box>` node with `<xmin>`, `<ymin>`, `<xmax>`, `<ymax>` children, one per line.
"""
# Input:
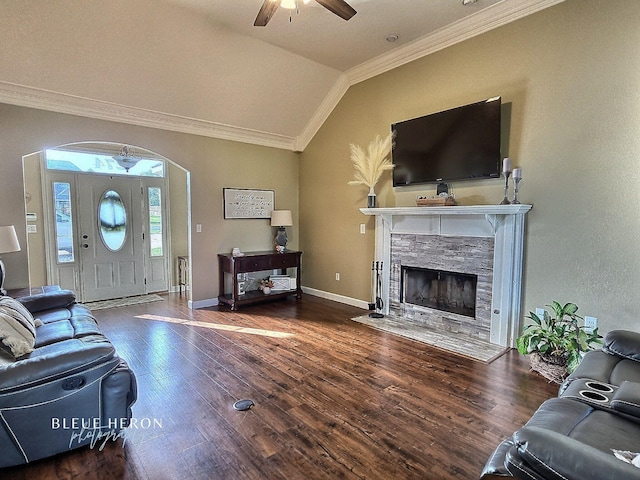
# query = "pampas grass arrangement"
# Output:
<box><xmin>347</xmin><ymin>134</ymin><xmax>393</xmax><ymax>197</ymax></box>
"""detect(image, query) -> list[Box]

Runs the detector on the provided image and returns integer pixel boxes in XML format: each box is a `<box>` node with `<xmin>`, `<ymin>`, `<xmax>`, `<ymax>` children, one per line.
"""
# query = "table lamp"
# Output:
<box><xmin>270</xmin><ymin>210</ymin><xmax>293</xmax><ymax>253</ymax></box>
<box><xmin>0</xmin><ymin>225</ymin><xmax>21</xmax><ymax>295</ymax></box>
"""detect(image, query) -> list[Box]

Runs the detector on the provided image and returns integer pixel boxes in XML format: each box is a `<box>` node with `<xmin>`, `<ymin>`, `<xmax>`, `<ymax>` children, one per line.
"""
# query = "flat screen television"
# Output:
<box><xmin>392</xmin><ymin>97</ymin><xmax>502</xmax><ymax>187</ymax></box>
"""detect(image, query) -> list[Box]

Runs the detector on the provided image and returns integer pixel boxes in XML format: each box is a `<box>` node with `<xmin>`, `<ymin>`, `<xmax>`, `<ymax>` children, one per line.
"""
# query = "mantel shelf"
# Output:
<box><xmin>360</xmin><ymin>204</ymin><xmax>532</xmax><ymax>216</ymax></box>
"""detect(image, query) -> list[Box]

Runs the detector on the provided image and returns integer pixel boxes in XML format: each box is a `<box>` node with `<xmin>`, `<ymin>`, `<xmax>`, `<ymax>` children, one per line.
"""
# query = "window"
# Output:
<box><xmin>148</xmin><ymin>187</ymin><xmax>163</xmax><ymax>257</ymax></box>
<box><xmin>45</xmin><ymin>148</ymin><xmax>164</xmax><ymax>178</ymax></box>
<box><xmin>53</xmin><ymin>182</ymin><xmax>74</xmax><ymax>263</ymax></box>
<box><xmin>99</xmin><ymin>190</ymin><xmax>127</xmax><ymax>251</ymax></box>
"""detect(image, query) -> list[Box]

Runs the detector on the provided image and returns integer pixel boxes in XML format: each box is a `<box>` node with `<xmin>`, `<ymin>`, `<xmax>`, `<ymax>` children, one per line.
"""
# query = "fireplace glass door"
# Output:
<box><xmin>401</xmin><ymin>266</ymin><xmax>477</xmax><ymax>318</ymax></box>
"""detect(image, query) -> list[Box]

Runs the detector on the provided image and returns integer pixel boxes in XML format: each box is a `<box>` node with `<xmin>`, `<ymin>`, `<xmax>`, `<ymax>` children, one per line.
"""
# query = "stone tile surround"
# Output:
<box><xmin>389</xmin><ymin>234</ymin><xmax>494</xmax><ymax>341</ymax></box>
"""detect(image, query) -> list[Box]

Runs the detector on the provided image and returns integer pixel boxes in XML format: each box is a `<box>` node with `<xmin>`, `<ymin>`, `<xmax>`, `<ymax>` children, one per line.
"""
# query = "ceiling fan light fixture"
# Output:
<box><xmin>255</xmin><ymin>0</ymin><xmax>356</xmax><ymax>27</ymax></box>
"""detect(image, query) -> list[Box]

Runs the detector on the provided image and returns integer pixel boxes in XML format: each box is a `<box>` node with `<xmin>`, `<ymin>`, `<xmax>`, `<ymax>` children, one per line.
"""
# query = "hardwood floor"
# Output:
<box><xmin>1</xmin><ymin>294</ymin><xmax>558</xmax><ymax>479</ymax></box>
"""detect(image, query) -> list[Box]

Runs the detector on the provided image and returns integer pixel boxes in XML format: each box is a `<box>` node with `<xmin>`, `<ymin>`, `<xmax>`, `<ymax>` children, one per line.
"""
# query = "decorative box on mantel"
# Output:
<box><xmin>360</xmin><ymin>205</ymin><xmax>532</xmax><ymax>348</ymax></box>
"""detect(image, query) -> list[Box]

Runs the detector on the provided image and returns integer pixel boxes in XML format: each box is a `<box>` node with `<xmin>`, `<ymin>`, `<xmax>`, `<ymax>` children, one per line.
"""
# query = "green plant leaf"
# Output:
<box><xmin>563</xmin><ymin>302</ymin><xmax>579</xmax><ymax>316</ymax></box>
<box><xmin>529</xmin><ymin>336</ymin><xmax>540</xmax><ymax>352</ymax></box>
<box><xmin>548</xmin><ymin>301</ymin><xmax>563</xmax><ymax>319</ymax></box>
<box><xmin>528</xmin><ymin>312</ymin><xmax>542</xmax><ymax>326</ymax></box>
<box><xmin>567</xmin><ymin>350</ymin><xmax>581</xmax><ymax>373</ymax></box>
<box><xmin>516</xmin><ymin>336</ymin><xmax>528</xmax><ymax>355</ymax></box>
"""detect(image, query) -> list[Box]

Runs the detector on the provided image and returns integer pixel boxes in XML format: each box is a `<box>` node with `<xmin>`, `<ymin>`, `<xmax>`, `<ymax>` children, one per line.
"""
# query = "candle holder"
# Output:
<box><xmin>499</xmin><ymin>171</ymin><xmax>511</xmax><ymax>205</ymax></box>
<box><xmin>512</xmin><ymin>177</ymin><xmax>522</xmax><ymax>204</ymax></box>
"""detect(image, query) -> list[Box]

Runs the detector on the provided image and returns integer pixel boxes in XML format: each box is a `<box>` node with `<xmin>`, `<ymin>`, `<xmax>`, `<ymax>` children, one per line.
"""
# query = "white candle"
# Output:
<box><xmin>503</xmin><ymin>157</ymin><xmax>512</xmax><ymax>173</ymax></box>
<box><xmin>513</xmin><ymin>167</ymin><xmax>522</xmax><ymax>179</ymax></box>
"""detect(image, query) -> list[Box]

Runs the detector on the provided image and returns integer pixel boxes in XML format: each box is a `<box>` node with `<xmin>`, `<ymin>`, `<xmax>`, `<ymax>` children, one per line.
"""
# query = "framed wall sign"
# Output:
<box><xmin>223</xmin><ymin>188</ymin><xmax>274</xmax><ymax>219</ymax></box>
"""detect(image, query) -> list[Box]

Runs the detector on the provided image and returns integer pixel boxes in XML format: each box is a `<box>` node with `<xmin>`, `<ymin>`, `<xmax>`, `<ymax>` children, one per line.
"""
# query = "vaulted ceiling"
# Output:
<box><xmin>0</xmin><ymin>0</ymin><xmax>564</xmax><ymax>151</ymax></box>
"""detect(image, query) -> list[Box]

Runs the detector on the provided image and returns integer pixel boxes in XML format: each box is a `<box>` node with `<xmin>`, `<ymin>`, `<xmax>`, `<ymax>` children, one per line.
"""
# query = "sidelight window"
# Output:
<box><xmin>53</xmin><ymin>182</ymin><xmax>74</xmax><ymax>263</ymax></box>
<box><xmin>148</xmin><ymin>187</ymin><xmax>163</xmax><ymax>257</ymax></box>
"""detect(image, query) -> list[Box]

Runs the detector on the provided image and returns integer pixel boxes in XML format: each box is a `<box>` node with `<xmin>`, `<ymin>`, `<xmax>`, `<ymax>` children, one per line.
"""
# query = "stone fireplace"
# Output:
<box><xmin>391</xmin><ymin>234</ymin><xmax>493</xmax><ymax>341</ymax></box>
<box><xmin>361</xmin><ymin>205</ymin><xmax>531</xmax><ymax>348</ymax></box>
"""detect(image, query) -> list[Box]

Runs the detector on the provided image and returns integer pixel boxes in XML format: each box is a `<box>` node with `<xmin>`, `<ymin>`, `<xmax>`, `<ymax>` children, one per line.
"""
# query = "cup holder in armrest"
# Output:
<box><xmin>579</xmin><ymin>390</ymin><xmax>610</xmax><ymax>403</ymax></box>
<box><xmin>560</xmin><ymin>378</ymin><xmax>617</xmax><ymax>408</ymax></box>
<box><xmin>584</xmin><ymin>381</ymin><xmax>614</xmax><ymax>393</ymax></box>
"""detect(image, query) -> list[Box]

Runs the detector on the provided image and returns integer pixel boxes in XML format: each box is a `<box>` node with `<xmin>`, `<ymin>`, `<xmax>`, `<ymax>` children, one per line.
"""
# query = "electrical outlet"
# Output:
<box><xmin>535</xmin><ymin>308</ymin><xmax>545</xmax><ymax>319</ymax></box>
<box><xmin>335</xmin><ymin>273</ymin><xmax>340</xmax><ymax>281</ymax></box>
<box><xmin>584</xmin><ymin>316</ymin><xmax>598</xmax><ymax>333</ymax></box>
<box><xmin>360</xmin><ymin>223</ymin><xmax>366</xmax><ymax>234</ymax></box>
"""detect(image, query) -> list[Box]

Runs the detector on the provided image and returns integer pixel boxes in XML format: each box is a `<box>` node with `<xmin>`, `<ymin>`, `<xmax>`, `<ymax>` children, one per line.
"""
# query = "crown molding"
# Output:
<box><xmin>0</xmin><ymin>81</ymin><xmax>297</xmax><ymax>151</ymax></box>
<box><xmin>298</xmin><ymin>0</ymin><xmax>565</xmax><ymax>151</ymax></box>
<box><xmin>294</xmin><ymin>74</ymin><xmax>350</xmax><ymax>152</ymax></box>
<box><xmin>0</xmin><ymin>0</ymin><xmax>564</xmax><ymax>153</ymax></box>
<box><xmin>345</xmin><ymin>0</ymin><xmax>566</xmax><ymax>86</ymax></box>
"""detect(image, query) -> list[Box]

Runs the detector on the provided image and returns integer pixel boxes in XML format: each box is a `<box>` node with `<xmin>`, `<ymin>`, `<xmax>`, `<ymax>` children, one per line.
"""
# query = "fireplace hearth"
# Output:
<box><xmin>402</xmin><ymin>266</ymin><xmax>477</xmax><ymax>318</ymax></box>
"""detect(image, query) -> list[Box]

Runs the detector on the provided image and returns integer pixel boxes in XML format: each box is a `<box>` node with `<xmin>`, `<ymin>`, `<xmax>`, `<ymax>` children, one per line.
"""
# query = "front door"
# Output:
<box><xmin>77</xmin><ymin>175</ymin><xmax>146</xmax><ymax>302</ymax></box>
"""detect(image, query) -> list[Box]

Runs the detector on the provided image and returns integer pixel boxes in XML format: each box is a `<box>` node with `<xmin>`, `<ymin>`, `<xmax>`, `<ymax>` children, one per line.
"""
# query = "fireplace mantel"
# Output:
<box><xmin>360</xmin><ymin>205</ymin><xmax>531</xmax><ymax>233</ymax></box>
<box><xmin>360</xmin><ymin>204</ymin><xmax>532</xmax><ymax>348</ymax></box>
<box><xmin>360</xmin><ymin>204</ymin><xmax>531</xmax><ymax>216</ymax></box>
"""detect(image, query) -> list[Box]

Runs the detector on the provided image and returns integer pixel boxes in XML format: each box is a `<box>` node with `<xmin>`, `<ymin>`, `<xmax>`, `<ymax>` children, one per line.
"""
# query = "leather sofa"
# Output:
<box><xmin>0</xmin><ymin>288</ymin><xmax>137</xmax><ymax>468</ymax></box>
<box><xmin>481</xmin><ymin>330</ymin><xmax>640</xmax><ymax>479</ymax></box>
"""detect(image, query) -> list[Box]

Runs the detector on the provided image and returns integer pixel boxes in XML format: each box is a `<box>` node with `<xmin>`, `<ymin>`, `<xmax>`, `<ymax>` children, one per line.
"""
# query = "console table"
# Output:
<box><xmin>217</xmin><ymin>250</ymin><xmax>302</xmax><ymax>310</ymax></box>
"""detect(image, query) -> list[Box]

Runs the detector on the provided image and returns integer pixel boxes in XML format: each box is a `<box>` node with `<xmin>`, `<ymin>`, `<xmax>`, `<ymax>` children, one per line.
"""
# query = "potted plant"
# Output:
<box><xmin>516</xmin><ymin>301</ymin><xmax>602</xmax><ymax>383</ymax></box>
<box><xmin>260</xmin><ymin>279</ymin><xmax>274</xmax><ymax>294</ymax></box>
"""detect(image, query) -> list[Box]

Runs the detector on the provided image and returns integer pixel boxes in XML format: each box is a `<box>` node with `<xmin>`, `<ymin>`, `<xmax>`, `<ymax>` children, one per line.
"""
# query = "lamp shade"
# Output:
<box><xmin>0</xmin><ymin>226</ymin><xmax>20</xmax><ymax>254</ymax></box>
<box><xmin>270</xmin><ymin>210</ymin><xmax>293</xmax><ymax>227</ymax></box>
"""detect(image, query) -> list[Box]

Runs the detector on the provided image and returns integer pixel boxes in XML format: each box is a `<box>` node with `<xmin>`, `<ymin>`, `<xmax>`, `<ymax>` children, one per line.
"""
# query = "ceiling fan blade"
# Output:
<box><xmin>314</xmin><ymin>0</ymin><xmax>357</xmax><ymax>21</ymax></box>
<box><xmin>254</xmin><ymin>0</ymin><xmax>280</xmax><ymax>27</ymax></box>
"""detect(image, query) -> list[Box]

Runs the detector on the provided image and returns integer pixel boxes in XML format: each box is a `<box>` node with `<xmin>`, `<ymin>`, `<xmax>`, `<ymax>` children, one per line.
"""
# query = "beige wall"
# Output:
<box><xmin>23</xmin><ymin>152</ymin><xmax>46</xmax><ymax>286</ymax></box>
<box><xmin>300</xmin><ymin>0</ymin><xmax>640</xmax><ymax>335</ymax></box>
<box><xmin>168</xmin><ymin>161</ymin><xmax>189</xmax><ymax>288</ymax></box>
<box><xmin>0</xmin><ymin>104</ymin><xmax>299</xmax><ymax>304</ymax></box>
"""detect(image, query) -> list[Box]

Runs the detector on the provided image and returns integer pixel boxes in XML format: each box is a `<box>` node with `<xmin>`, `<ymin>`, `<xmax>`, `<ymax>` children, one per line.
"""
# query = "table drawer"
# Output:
<box><xmin>270</xmin><ymin>253</ymin><xmax>298</xmax><ymax>269</ymax></box>
<box><xmin>235</xmin><ymin>256</ymin><xmax>272</xmax><ymax>271</ymax></box>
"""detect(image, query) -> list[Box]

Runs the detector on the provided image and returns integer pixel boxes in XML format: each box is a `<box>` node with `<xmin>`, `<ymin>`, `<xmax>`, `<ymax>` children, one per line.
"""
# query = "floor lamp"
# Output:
<box><xmin>0</xmin><ymin>226</ymin><xmax>21</xmax><ymax>295</ymax></box>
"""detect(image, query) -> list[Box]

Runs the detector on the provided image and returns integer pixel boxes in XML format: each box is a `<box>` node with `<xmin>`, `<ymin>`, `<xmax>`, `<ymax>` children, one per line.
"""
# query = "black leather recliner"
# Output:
<box><xmin>481</xmin><ymin>330</ymin><xmax>640</xmax><ymax>479</ymax></box>
<box><xmin>0</xmin><ymin>288</ymin><xmax>137</xmax><ymax>468</ymax></box>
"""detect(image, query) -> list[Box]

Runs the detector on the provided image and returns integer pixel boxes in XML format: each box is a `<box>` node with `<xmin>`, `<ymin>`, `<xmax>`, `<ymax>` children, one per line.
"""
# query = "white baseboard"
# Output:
<box><xmin>188</xmin><ymin>287</ymin><xmax>368</xmax><ymax>311</ymax></box>
<box><xmin>302</xmin><ymin>287</ymin><xmax>369</xmax><ymax>310</ymax></box>
<box><xmin>189</xmin><ymin>297</ymin><xmax>218</xmax><ymax>309</ymax></box>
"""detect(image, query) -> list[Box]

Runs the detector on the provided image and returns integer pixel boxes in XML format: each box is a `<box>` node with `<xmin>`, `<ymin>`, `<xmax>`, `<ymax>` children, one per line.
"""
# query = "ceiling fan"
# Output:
<box><xmin>254</xmin><ymin>0</ymin><xmax>356</xmax><ymax>27</ymax></box>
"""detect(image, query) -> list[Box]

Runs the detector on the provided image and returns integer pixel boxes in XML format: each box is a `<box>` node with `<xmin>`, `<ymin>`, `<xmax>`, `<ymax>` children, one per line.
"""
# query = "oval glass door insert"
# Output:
<box><xmin>99</xmin><ymin>190</ymin><xmax>127</xmax><ymax>251</ymax></box>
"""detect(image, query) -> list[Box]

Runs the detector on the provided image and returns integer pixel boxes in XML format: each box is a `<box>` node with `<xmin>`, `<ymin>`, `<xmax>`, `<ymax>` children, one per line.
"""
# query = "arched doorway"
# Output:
<box><xmin>23</xmin><ymin>142</ymin><xmax>190</xmax><ymax>302</ymax></box>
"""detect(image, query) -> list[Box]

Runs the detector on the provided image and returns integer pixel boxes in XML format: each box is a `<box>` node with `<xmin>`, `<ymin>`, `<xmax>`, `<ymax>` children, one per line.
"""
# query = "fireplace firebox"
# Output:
<box><xmin>401</xmin><ymin>266</ymin><xmax>477</xmax><ymax>318</ymax></box>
